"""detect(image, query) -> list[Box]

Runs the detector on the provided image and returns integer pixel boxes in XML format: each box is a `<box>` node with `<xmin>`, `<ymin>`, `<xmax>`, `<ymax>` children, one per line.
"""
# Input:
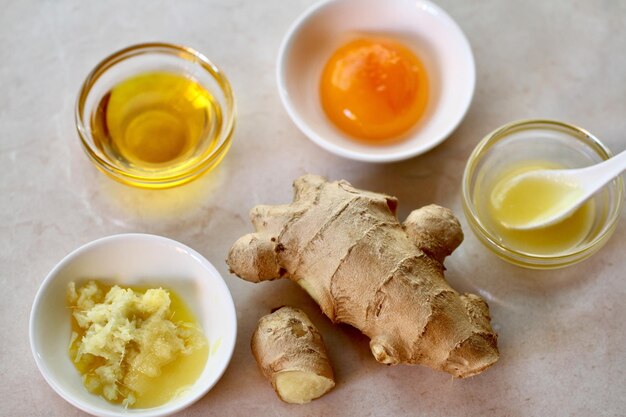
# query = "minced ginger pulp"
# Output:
<box><xmin>67</xmin><ymin>281</ymin><xmax>208</xmax><ymax>408</ymax></box>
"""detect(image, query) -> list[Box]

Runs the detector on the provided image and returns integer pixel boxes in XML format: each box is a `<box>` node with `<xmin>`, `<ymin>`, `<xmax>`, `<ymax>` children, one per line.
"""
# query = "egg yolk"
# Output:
<box><xmin>320</xmin><ymin>37</ymin><xmax>428</xmax><ymax>142</ymax></box>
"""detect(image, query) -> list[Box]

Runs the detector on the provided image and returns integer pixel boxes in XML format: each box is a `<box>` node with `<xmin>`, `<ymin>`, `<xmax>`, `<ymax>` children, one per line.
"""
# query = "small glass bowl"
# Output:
<box><xmin>462</xmin><ymin>119</ymin><xmax>623</xmax><ymax>269</ymax></box>
<box><xmin>76</xmin><ymin>43</ymin><xmax>235</xmax><ymax>189</ymax></box>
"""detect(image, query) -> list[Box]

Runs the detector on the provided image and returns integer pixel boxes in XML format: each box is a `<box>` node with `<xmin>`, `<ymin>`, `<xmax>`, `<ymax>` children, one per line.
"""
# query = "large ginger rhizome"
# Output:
<box><xmin>228</xmin><ymin>174</ymin><xmax>499</xmax><ymax>379</ymax></box>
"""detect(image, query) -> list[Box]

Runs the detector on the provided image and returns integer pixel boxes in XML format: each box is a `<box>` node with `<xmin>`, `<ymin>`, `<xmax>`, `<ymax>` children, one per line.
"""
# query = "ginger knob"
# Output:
<box><xmin>251</xmin><ymin>306</ymin><xmax>335</xmax><ymax>404</ymax></box>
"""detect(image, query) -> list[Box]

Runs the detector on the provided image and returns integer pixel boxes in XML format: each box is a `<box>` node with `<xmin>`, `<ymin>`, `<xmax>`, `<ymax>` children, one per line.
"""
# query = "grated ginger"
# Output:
<box><xmin>67</xmin><ymin>281</ymin><xmax>207</xmax><ymax>407</ymax></box>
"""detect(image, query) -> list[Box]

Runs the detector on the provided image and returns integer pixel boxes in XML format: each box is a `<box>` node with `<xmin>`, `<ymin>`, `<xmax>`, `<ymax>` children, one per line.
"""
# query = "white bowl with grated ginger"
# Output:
<box><xmin>29</xmin><ymin>234</ymin><xmax>237</xmax><ymax>417</ymax></box>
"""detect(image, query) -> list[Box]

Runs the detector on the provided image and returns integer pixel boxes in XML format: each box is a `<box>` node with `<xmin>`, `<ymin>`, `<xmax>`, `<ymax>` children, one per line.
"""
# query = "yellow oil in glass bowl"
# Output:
<box><xmin>76</xmin><ymin>43</ymin><xmax>235</xmax><ymax>189</ymax></box>
<box><xmin>91</xmin><ymin>72</ymin><xmax>222</xmax><ymax>173</ymax></box>
<box><xmin>462</xmin><ymin>119</ymin><xmax>623</xmax><ymax>269</ymax></box>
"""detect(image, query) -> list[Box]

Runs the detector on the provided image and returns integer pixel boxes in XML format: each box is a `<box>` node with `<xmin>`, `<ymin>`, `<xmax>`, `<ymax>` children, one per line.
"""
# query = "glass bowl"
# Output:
<box><xmin>462</xmin><ymin>119</ymin><xmax>623</xmax><ymax>269</ymax></box>
<box><xmin>76</xmin><ymin>43</ymin><xmax>235</xmax><ymax>189</ymax></box>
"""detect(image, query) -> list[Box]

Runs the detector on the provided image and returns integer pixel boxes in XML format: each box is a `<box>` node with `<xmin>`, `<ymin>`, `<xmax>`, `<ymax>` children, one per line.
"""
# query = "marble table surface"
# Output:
<box><xmin>2</xmin><ymin>1</ymin><xmax>625</xmax><ymax>416</ymax></box>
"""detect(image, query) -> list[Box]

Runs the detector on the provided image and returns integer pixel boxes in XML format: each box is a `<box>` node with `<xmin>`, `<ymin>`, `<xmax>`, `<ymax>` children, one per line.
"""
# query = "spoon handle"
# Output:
<box><xmin>578</xmin><ymin>148</ymin><xmax>626</xmax><ymax>190</ymax></box>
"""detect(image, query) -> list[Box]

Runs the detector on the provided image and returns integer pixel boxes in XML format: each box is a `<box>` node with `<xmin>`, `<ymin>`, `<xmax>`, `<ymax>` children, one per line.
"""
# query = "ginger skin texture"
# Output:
<box><xmin>228</xmin><ymin>175</ymin><xmax>499</xmax><ymax>378</ymax></box>
<box><xmin>252</xmin><ymin>307</ymin><xmax>335</xmax><ymax>404</ymax></box>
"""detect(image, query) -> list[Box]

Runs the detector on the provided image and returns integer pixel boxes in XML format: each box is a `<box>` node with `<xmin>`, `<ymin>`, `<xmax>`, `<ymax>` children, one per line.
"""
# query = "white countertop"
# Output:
<box><xmin>2</xmin><ymin>1</ymin><xmax>626</xmax><ymax>416</ymax></box>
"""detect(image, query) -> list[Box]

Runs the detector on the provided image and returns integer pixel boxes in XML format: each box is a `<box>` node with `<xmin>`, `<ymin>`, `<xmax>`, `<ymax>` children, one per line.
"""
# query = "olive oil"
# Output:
<box><xmin>90</xmin><ymin>72</ymin><xmax>222</xmax><ymax>177</ymax></box>
<box><xmin>480</xmin><ymin>162</ymin><xmax>595</xmax><ymax>255</ymax></box>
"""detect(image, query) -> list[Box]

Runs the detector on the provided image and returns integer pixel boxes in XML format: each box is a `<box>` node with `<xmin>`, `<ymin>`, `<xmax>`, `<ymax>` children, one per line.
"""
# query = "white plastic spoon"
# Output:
<box><xmin>492</xmin><ymin>149</ymin><xmax>626</xmax><ymax>230</ymax></box>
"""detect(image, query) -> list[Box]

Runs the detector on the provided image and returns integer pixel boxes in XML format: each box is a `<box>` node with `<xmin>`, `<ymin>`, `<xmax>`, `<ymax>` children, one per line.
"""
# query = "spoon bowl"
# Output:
<box><xmin>496</xmin><ymin>148</ymin><xmax>626</xmax><ymax>230</ymax></box>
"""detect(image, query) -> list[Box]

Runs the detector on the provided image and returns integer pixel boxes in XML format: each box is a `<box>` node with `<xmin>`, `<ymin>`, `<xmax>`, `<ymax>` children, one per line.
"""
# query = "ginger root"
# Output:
<box><xmin>229</xmin><ymin>175</ymin><xmax>499</xmax><ymax>378</ymax></box>
<box><xmin>252</xmin><ymin>306</ymin><xmax>335</xmax><ymax>404</ymax></box>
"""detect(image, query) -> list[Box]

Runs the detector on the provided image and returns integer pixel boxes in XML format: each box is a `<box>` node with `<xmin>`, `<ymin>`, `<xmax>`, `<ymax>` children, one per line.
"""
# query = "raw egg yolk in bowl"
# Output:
<box><xmin>320</xmin><ymin>37</ymin><xmax>428</xmax><ymax>143</ymax></box>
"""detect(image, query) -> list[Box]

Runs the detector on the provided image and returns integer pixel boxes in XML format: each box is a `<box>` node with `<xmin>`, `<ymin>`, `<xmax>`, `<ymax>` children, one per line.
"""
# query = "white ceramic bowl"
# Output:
<box><xmin>29</xmin><ymin>234</ymin><xmax>237</xmax><ymax>417</ymax></box>
<box><xmin>277</xmin><ymin>0</ymin><xmax>475</xmax><ymax>162</ymax></box>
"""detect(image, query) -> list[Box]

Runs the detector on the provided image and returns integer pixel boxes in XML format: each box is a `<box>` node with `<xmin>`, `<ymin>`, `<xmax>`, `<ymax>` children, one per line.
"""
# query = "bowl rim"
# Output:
<box><xmin>462</xmin><ymin>118</ymin><xmax>625</xmax><ymax>269</ymax></box>
<box><xmin>276</xmin><ymin>0</ymin><xmax>476</xmax><ymax>163</ymax></box>
<box><xmin>75</xmin><ymin>42</ymin><xmax>236</xmax><ymax>188</ymax></box>
<box><xmin>29</xmin><ymin>233</ymin><xmax>237</xmax><ymax>417</ymax></box>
